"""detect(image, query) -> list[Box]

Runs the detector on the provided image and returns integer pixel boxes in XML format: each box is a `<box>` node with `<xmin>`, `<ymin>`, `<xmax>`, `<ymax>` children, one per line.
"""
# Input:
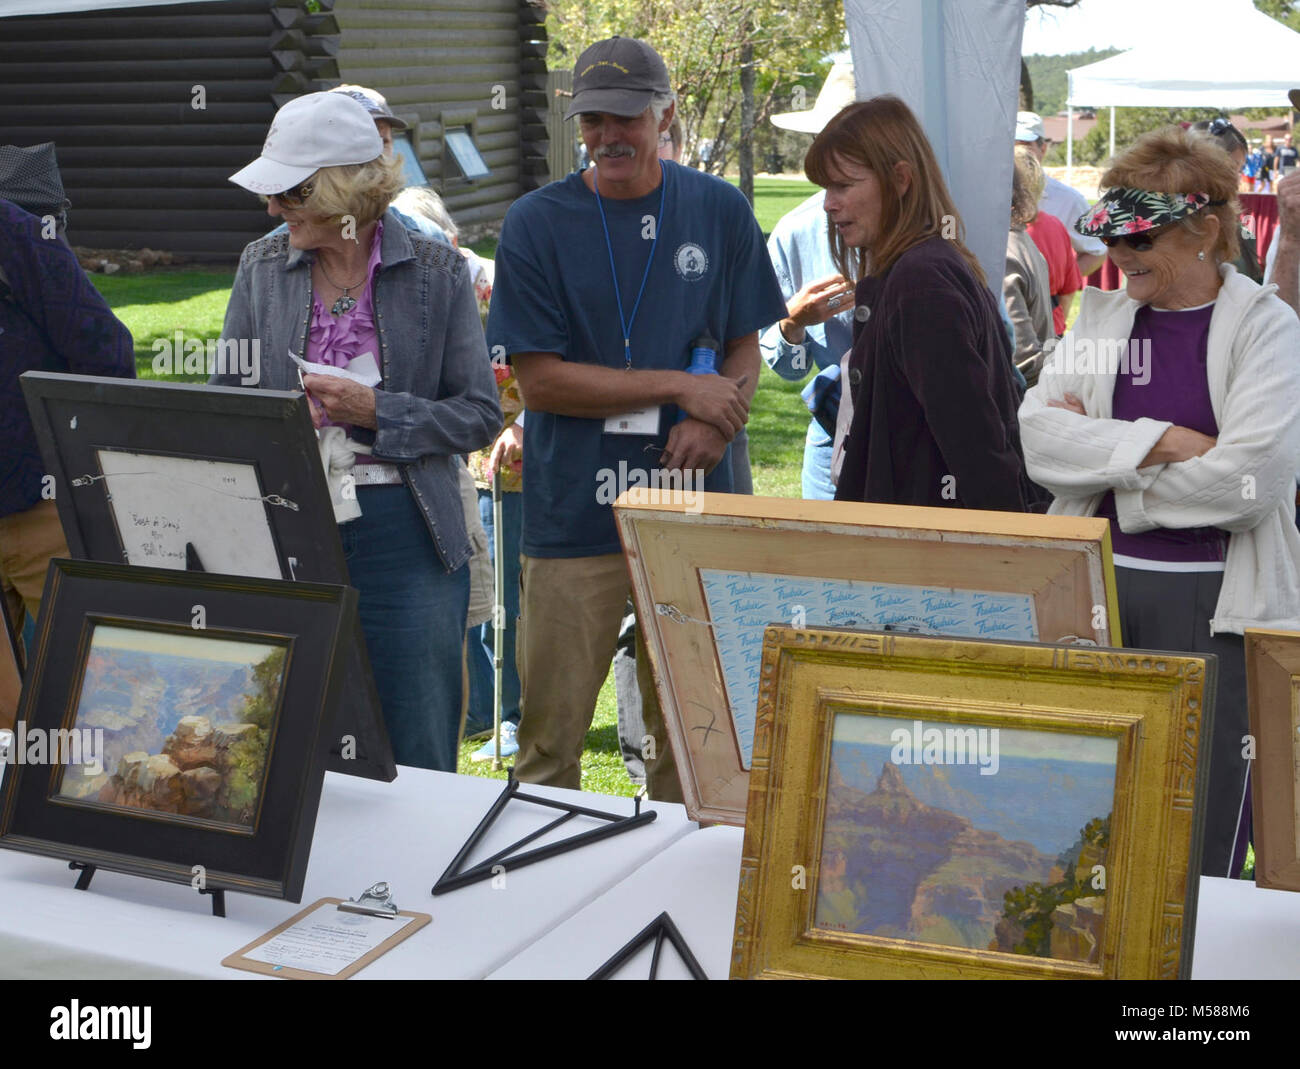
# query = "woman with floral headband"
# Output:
<box><xmin>1019</xmin><ymin>127</ymin><xmax>1300</xmax><ymax>878</ymax></box>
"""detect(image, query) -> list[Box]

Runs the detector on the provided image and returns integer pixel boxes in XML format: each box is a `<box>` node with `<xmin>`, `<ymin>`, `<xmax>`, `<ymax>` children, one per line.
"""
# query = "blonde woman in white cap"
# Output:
<box><xmin>215</xmin><ymin>91</ymin><xmax>502</xmax><ymax>773</ymax></box>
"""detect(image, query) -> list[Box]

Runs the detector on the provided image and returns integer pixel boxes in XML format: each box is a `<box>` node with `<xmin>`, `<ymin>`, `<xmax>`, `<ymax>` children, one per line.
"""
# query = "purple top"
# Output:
<box><xmin>1096</xmin><ymin>302</ymin><xmax>1227</xmax><ymax>563</ymax></box>
<box><xmin>306</xmin><ymin>220</ymin><xmax>384</xmax><ymax>461</ymax></box>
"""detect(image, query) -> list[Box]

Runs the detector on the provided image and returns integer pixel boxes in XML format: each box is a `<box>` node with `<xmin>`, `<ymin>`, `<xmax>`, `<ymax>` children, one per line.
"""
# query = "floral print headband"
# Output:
<box><xmin>1075</xmin><ymin>188</ymin><xmax>1224</xmax><ymax>238</ymax></box>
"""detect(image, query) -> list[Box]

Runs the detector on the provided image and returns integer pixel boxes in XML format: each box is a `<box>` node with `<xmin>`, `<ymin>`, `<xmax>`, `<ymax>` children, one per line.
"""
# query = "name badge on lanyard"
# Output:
<box><xmin>596</xmin><ymin>160</ymin><xmax>666</xmax><ymax>439</ymax></box>
<box><xmin>604</xmin><ymin>406</ymin><xmax>660</xmax><ymax>435</ymax></box>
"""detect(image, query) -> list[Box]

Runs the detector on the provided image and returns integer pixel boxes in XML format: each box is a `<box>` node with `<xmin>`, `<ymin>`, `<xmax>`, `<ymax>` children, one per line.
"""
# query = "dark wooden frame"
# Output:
<box><xmin>0</xmin><ymin>560</ymin><xmax>356</xmax><ymax>902</ymax></box>
<box><xmin>21</xmin><ymin>372</ymin><xmax>394</xmax><ymax>782</ymax></box>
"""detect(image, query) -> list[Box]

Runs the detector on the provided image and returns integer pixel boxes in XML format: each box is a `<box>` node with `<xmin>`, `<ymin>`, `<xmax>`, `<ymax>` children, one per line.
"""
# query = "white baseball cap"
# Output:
<box><xmin>229</xmin><ymin>92</ymin><xmax>383</xmax><ymax>195</ymax></box>
<box><xmin>1015</xmin><ymin>111</ymin><xmax>1046</xmax><ymax>143</ymax></box>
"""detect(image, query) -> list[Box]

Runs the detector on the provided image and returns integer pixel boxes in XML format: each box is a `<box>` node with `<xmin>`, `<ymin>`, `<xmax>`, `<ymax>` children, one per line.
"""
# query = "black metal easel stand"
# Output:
<box><xmin>431</xmin><ymin>770</ymin><xmax>657</xmax><ymax>895</ymax></box>
<box><xmin>68</xmin><ymin>861</ymin><xmax>226</xmax><ymax>917</ymax></box>
<box><xmin>588</xmin><ymin>911</ymin><xmax>708</xmax><ymax>980</ymax></box>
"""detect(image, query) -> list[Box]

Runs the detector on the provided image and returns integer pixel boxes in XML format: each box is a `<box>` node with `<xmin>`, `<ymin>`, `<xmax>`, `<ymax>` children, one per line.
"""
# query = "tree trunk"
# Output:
<box><xmin>739</xmin><ymin>34</ymin><xmax>755</xmax><ymax>205</ymax></box>
<box><xmin>1020</xmin><ymin>57</ymin><xmax>1033</xmax><ymax>112</ymax></box>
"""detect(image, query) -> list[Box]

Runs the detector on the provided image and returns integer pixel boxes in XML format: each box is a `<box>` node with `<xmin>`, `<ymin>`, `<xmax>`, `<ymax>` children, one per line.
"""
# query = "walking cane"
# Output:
<box><xmin>491</xmin><ymin>466</ymin><xmax>505</xmax><ymax>771</ymax></box>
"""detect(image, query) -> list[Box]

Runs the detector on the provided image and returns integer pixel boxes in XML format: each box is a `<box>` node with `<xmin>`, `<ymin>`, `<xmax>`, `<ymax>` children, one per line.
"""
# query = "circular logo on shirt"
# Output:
<box><xmin>673</xmin><ymin>242</ymin><xmax>709</xmax><ymax>282</ymax></box>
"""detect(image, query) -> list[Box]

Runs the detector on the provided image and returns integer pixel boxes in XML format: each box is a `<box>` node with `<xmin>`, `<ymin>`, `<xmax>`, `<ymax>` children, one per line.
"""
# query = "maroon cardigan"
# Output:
<box><xmin>834</xmin><ymin>236</ymin><xmax>1030</xmax><ymax>512</ymax></box>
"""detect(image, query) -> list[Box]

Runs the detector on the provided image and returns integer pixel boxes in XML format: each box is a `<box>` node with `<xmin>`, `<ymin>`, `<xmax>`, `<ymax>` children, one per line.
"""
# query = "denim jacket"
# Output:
<box><xmin>215</xmin><ymin>208</ymin><xmax>503</xmax><ymax>571</ymax></box>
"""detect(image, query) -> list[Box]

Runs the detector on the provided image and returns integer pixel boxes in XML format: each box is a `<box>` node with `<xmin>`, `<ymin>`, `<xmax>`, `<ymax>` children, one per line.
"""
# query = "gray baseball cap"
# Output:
<box><xmin>330</xmin><ymin>84</ymin><xmax>410</xmax><ymax>132</ymax></box>
<box><xmin>565</xmin><ymin>36</ymin><xmax>671</xmax><ymax>120</ymax></box>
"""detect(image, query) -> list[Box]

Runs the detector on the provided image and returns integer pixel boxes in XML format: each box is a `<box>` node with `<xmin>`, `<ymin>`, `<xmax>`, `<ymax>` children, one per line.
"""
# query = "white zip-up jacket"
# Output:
<box><xmin>1019</xmin><ymin>264</ymin><xmax>1300</xmax><ymax>635</ymax></box>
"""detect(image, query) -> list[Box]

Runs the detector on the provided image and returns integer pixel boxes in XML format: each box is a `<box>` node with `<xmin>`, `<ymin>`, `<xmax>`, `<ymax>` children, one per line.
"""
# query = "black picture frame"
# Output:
<box><xmin>0</xmin><ymin>559</ymin><xmax>355</xmax><ymax>902</ymax></box>
<box><xmin>20</xmin><ymin>372</ymin><xmax>395</xmax><ymax>782</ymax></box>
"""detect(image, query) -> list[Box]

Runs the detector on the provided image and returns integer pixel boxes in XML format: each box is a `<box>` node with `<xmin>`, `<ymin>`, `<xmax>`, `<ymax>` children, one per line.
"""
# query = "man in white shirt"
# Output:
<box><xmin>1016</xmin><ymin>111</ymin><xmax>1106</xmax><ymax>280</ymax></box>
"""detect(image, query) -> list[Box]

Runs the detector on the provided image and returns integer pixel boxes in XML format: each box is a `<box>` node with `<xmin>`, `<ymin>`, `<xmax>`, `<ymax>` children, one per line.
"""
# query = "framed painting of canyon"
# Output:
<box><xmin>730</xmin><ymin>627</ymin><xmax>1213</xmax><ymax>980</ymax></box>
<box><xmin>1244</xmin><ymin>629</ymin><xmax>1300</xmax><ymax>892</ymax></box>
<box><xmin>613</xmin><ymin>491</ymin><xmax>1120</xmax><ymax>825</ymax></box>
<box><xmin>0</xmin><ymin>559</ymin><xmax>355</xmax><ymax>903</ymax></box>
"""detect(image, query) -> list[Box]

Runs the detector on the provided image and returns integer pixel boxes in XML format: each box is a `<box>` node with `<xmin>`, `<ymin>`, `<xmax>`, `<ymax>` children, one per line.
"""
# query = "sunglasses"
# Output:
<box><xmin>1099</xmin><ymin>225</ymin><xmax>1172</xmax><ymax>252</ymax></box>
<box><xmin>258</xmin><ymin>179</ymin><xmax>315</xmax><ymax>210</ymax></box>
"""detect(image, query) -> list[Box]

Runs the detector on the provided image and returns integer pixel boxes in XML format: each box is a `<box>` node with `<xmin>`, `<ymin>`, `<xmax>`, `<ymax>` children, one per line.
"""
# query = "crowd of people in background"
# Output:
<box><xmin>1246</xmin><ymin>131</ymin><xmax>1298</xmax><ymax>192</ymax></box>
<box><xmin>5</xmin><ymin>37</ymin><xmax>1300</xmax><ymax>883</ymax></box>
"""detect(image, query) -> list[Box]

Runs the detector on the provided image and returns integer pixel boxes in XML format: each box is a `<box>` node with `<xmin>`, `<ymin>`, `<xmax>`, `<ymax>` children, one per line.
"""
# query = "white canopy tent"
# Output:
<box><xmin>1063</xmin><ymin>0</ymin><xmax>1299</xmax><ymax>182</ymax></box>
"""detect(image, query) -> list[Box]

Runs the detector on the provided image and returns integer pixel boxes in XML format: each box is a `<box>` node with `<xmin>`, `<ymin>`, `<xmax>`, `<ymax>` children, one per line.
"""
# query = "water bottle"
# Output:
<box><xmin>678</xmin><ymin>335</ymin><xmax>719</xmax><ymax>422</ymax></box>
<box><xmin>687</xmin><ymin>335</ymin><xmax>719</xmax><ymax>375</ymax></box>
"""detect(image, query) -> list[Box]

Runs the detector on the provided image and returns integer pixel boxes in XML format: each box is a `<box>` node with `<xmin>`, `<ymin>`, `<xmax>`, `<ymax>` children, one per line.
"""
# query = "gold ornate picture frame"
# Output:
<box><xmin>731</xmin><ymin>627</ymin><xmax>1212</xmax><ymax>980</ymax></box>
<box><xmin>1245</xmin><ymin>629</ymin><xmax>1300</xmax><ymax>892</ymax></box>
<box><xmin>614</xmin><ymin>492</ymin><xmax>1121</xmax><ymax>825</ymax></box>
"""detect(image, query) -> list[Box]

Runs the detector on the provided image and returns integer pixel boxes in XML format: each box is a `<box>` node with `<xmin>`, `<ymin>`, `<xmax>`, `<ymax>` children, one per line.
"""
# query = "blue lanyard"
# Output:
<box><xmin>594</xmin><ymin>159</ymin><xmax>666</xmax><ymax>369</ymax></box>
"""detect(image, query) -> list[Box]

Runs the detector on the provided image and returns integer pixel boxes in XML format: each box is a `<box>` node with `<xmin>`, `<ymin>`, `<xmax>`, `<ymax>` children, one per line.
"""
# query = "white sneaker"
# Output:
<box><xmin>470</xmin><ymin>720</ymin><xmax>518</xmax><ymax>763</ymax></box>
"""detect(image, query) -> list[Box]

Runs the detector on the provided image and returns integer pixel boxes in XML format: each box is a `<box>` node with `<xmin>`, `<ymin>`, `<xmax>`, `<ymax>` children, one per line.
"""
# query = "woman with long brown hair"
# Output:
<box><xmin>805</xmin><ymin>95</ymin><xmax>1031</xmax><ymax>511</ymax></box>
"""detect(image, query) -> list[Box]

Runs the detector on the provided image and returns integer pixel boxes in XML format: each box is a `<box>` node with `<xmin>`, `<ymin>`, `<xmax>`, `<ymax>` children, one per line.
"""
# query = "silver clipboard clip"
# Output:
<box><xmin>338</xmin><ymin>881</ymin><xmax>400</xmax><ymax>918</ymax></box>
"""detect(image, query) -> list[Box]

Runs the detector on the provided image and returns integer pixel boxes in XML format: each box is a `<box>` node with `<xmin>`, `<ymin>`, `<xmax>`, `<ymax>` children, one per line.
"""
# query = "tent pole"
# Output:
<box><xmin>1067</xmin><ymin>104</ymin><xmax>1073</xmax><ymax>186</ymax></box>
<box><xmin>1109</xmin><ymin>105</ymin><xmax>1115</xmax><ymax>159</ymax></box>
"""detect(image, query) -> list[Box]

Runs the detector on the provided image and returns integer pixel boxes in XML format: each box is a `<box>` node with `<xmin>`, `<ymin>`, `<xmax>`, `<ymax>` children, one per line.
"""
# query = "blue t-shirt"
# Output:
<box><xmin>487</xmin><ymin>163</ymin><xmax>787</xmax><ymax>557</ymax></box>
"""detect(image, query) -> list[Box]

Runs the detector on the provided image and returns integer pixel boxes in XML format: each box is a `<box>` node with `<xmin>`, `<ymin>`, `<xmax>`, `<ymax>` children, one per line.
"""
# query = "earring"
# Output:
<box><xmin>1197</xmin><ymin>250</ymin><xmax>1206</xmax><ymax>261</ymax></box>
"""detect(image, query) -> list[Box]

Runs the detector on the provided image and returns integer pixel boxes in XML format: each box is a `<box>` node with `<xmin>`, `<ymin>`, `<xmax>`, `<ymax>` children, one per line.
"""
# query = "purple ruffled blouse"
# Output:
<box><xmin>304</xmin><ymin>220</ymin><xmax>385</xmax><ymax>459</ymax></box>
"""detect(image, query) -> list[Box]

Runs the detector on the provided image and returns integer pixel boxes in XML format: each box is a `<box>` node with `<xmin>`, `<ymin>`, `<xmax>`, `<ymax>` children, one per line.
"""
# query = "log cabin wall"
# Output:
<box><xmin>333</xmin><ymin>0</ymin><xmax>549</xmax><ymax>233</ymax></box>
<box><xmin>0</xmin><ymin>0</ymin><xmax>547</xmax><ymax>259</ymax></box>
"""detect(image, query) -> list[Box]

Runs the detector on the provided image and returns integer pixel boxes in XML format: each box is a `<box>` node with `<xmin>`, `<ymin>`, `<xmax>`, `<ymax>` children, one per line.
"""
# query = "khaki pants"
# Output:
<box><xmin>515</xmin><ymin>552</ymin><xmax>682</xmax><ymax>800</ymax></box>
<box><xmin>0</xmin><ymin>500</ymin><xmax>69</xmax><ymax>731</ymax></box>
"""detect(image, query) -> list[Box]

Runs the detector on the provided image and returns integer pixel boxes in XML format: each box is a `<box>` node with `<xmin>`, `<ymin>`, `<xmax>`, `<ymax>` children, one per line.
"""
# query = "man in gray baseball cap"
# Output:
<box><xmin>487</xmin><ymin>36</ymin><xmax>786</xmax><ymax>800</ymax></box>
<box><xmin>564</xmin><ymin>36</ymin><xmax>672</xmax><ymax>119</ymax></box>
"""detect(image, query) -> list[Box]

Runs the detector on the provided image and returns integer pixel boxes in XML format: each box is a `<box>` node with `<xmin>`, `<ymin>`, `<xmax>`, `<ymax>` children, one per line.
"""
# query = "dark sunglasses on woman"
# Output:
<box><xmin>258</xmin><ymin>180</ymin><xmax>315</xmax><ymax>210</ymax></box>
<box><xmin>1100</xmin><ymin>226</ymin><xmax>1172</xmax><ymax>252</ymax></box>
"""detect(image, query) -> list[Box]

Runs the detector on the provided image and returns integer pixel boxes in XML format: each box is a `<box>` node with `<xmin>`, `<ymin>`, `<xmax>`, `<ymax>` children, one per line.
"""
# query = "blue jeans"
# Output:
<box><xmin>802</xmin><ymin>419</ymin><xmax>835</xmax><ymax>500</ymax></box>
<box><xmin>466</xmin><ymin>488</ymin><xmax>522</xmax><ymax>734</ymax></box>
<box><xmin>341</xmin><ymin>486</ymin><xmax>469</xmax><ymax>772</ymax></box>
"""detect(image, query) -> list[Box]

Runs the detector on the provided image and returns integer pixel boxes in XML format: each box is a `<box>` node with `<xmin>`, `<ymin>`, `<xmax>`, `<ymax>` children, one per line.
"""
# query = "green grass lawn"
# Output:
<box><xmin>92</xmin><ymin>270</ymin><xmax>235</xmax><ymax>381</ymax></box>
<box><xmin>728</xmin><ymin>175</ymin><xmax>819</xmax><ymax>234</ymax></box>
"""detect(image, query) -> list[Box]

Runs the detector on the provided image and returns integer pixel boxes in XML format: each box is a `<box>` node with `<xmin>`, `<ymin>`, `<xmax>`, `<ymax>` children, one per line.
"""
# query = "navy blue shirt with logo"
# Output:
<box><xmin>487</xmin><ymin>162</ymin><xmax>787</xmax><ymax>557</ymax></box>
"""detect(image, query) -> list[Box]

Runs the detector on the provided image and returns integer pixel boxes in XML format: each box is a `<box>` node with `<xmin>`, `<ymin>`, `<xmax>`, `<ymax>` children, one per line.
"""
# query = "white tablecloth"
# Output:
<box><xmin>0</xmin><ymin>768</ymin><xmax>694</xmax><ymax>979</ymax></box>
<box><xmin>490</xmin><ymin>825</ymin><xmax>744</xmax><ymax>979</ymax></box>
<box><xmin>3</xmin><ymin>762</ymin><xmax>1295</xmax><ymax>979</ymax></box>
<box><xmin>493</xmin><ymin>824</ymin><xmax>1300</xmax><ymax>980</ymax></box>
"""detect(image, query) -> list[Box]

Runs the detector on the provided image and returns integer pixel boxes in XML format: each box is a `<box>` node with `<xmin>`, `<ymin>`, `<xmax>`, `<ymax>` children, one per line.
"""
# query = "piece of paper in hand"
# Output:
<box><xmin>345</xmin><ymin>351</ymin><xmax>381</xmax><ymax>386</ymax></box>
<box><xmin>291</xmin><ymin>351</ymin><xmax>382</xmax><ymax>388</ymax></box>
